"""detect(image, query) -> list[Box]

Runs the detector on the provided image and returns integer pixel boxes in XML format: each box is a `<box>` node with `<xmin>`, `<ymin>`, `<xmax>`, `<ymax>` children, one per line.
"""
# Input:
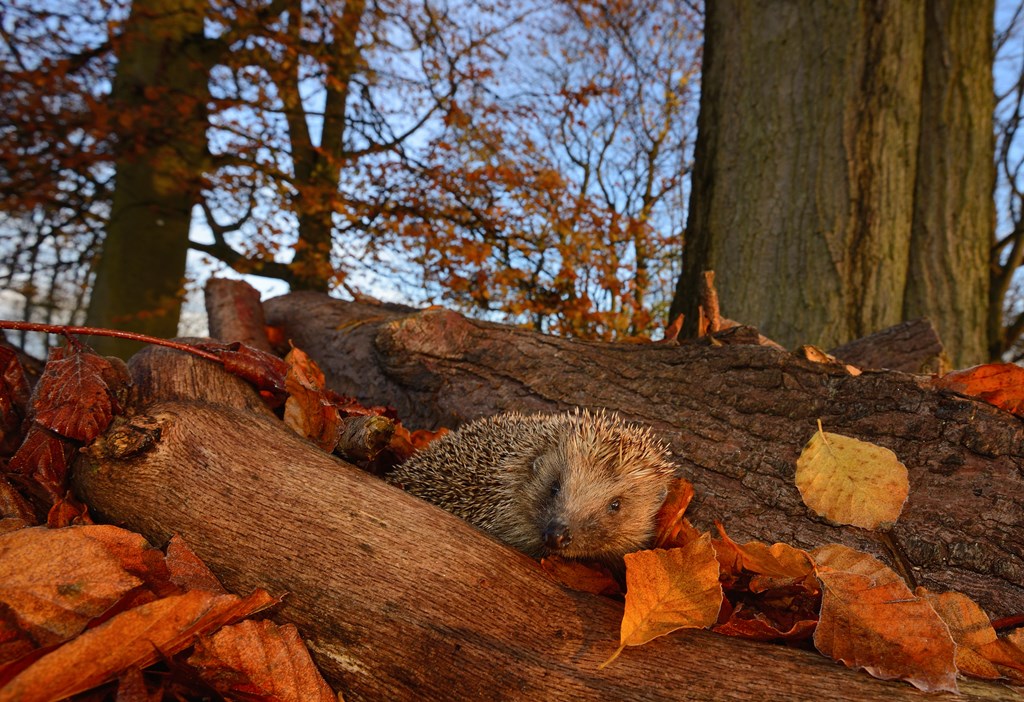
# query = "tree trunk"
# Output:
<box><xmin>905</xmin><ymin>0</ymin><xmax>994</xmax><ymax>367</ymax></box>
<box><xmin>69</xmin><ymin>348</ymin><xmax>1009</xmax><ymax>700</ymax></box>
<box><xmin>264</xmin><ymin>292</ymin><xmax>1024</xmax><ymax>619</ymax></box>
<box><xmin>85</xmin><ymin>0</ymin><xmax>209</xmax><ymax>358</ymax></box>
<box><xmin>672</xmin><ymin>0</ymin><xmax>991</xmax><ymax>368</ymax></box>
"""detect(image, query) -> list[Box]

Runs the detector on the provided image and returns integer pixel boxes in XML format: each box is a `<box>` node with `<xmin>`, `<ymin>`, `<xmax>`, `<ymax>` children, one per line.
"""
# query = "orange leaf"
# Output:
<box><xmin>0</xmin><ymin>588</ymin><xmax>278</xmax><ymax>702</ymax></box>
<box><xmin>0</xmin><ymin>526</ymin><xmax>141</xmax><ymax>648</ymax></box>
<box><xmin>539</xmin><ymin>556</ymin><xmax>621</xmax><ymax>596</ymax></box>
<box><xmin>8</xmin><ymin>425</ymin><xmax>73</xmax><ymax>500</ymax></box>
<box><xmin>188</xmin><ymin>619</ymin><xmax>336</xmax><ymax>701</ymax></box>
<box><xmin>164</xmin><ymin>535</ymin><xmax>225</xmax><ymax>594</ymax></box>
<box><xmin>653</xmin><ymin>477</ymin><xmax>698</xmax><ymax>549</ymax></box>
<box><xmin>605</xmin><ymin>534</ymin><xmax>723</xmax><ymax>665</ymax></box>
<box><xmin>917</xmin><ymin>588</ymin><xmax>1002</xmax><ymax>680</ymax></box>
<box><xmin>812</xmin><ymin>544</ymin><xmax>957</xmax><ymax>692</ymax></box>
<box><xmin>933</xmin><ymin>362</ymin><xmax>1024</xmax><ymax>415</ymax></box>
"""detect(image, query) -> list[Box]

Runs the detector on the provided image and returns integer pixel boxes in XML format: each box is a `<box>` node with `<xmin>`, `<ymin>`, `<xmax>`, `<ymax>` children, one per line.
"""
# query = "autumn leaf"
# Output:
<box><xmin>918</xmin><ymin>588</ymin><xmax>1002</xmax><ymax>679</ymax></box>
<box><xmin>46</xmin><ymin>492</ymin><xmax>92</xmax><ymax>528</ymax></box>
<box><xmin>188</xmin><ymin>619</ymin><xmax>336</xmax><ymax>701</ymax></box>
<box><xmin>933</xmin><ymin>362</ymin><xmax>1024</xmax><ymax>415</ymax></box>
<box><xmin>7</xmin><ymin>424</ymin><xmax>73</xmax><ymax>500</ymax></box>
<box><xmin>652</xmin><ymin>477</ymin><xmax>700</xmax><ymax>549</ymax></box>
<box><xmin>603</xmin><ymin>534</ymin><xmax>723</xmax><ymax>666</ymax></box>
<box><xmin>32</xmin><ymin>347</ymin><xmax>119</xmax><ymax>442</ymax></box>
<box><xmin>0</xmin><ymin>588</ymin><xmax>278</xmax><ymax>702</ymax></box>
<box><xmin>195</xmin><ymin>341</ymin><xmax>289</xmax><ymax>406</ymax></box>
<box><xmin>0</xmin><ymin>526</ymin><xmax>142</xmax><ymax>649</ymax></box>
<box><xmin>539</xmin><ymin>556</ymin><xmax>620</xmax><ymax>596</ymax></box>
<box><xmin>795</xmin><ymin>421</ymin><xmax>909</xmax><ymax>529</ymax></box>
<box><xmin>0</xmin><ymin>346</ymin><xmax>29</xmax><ymax>456</ymax></box>
<box><xmin>812</xmin><ymin>543</ymin><xmax>957</xmax><ymax>693</ymax></box>
<box><xmin>164</xmin><ymin>534</ymin><xmax>226</xmax><ymax>594</ymax></box>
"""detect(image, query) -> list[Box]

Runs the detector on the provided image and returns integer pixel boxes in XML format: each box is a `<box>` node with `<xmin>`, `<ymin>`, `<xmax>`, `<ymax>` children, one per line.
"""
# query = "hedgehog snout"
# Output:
<box><xmin>542</xmin><ymin>522</ymin><xmax>572</xmax><ymax>550</ymax></box>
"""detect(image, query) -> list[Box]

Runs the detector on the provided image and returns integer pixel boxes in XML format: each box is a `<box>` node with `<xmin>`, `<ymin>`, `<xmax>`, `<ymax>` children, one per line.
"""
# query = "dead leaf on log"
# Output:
<box><xmin>933</xmin><ymin>363</ymin><xmax>1024</xmax><ymax>416</ymax></box>
<box><xmin>919</xmin><ymin>588</ymin><xmax>1004</xmax><ymax>680</ymax></box>
<box><xmin>811</xmin><ymin>543</ymin><xmax>958</xmax><ymax>693</ymax></box>
<box><xmin>188</xmin><ymin>619</ymin><xmax>337</xmax><ymax>702</ymax></box>
<box><xmin>604</xmin><ymin>534</ymin><xmax>723</xmax><ymax>666</ymax></box>
<box><xmin>165</xmin><ymin>534</ymin><xmax>226</xmax><ymax>594</ymax></box>
<box><xmin>795</xmin><ymin>422</ymin><xmax>909</xmax><ymax>529</ymax></box>
<box><xmin>0</xmin><ymin>346</ymin><xmax>29</xmax><ymax>456</ymax></box>
<box><xmin>195</xmin><ymin>341</ymin><xmax>290</xmax><ymax>407</ymax></box>
<box><xmin>0</xmin><ymin>588</ymin><xmax>278</xmax><ymax>702</ymax></box>
<box><xmin>0</xmin><ymin>526</ymin><xmax>141</xmax><ymax>649</ymax></box>
<box><xmin>8</xmin><ymin>425</ymin><xmax>73</xmax><ymax>501</ymax></box>
<box><xmin>652</xmin><ymin>477</ymin><xmax>699</xmax><ymax>549</ymax></box>
<box><xmin>32</xmin><ymin>347</ymin><xmax>119</xmax><ymax>442</ymax></box>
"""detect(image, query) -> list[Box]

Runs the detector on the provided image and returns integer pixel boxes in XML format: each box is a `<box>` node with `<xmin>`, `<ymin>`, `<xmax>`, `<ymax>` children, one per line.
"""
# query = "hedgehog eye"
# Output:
<box><xmin>608</xmin><ymin>498</ymin><xmax>621</xmax><ymax>513</ymax></box>
<box><xmin>550</xmin><ymin>480</ymin><xmax>561</xmax><ymax>497</ymax></box>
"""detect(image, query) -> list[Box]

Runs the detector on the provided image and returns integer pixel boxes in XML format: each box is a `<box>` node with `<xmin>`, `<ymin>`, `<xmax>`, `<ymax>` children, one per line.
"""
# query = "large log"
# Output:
<box><xmin>73</xmin><ymin>394</ymin><xmax>999</xmax><ymax>701</ymax></box>
<box><xmin>264</xmin><ymin>292</ymin><xmax>1024</xmax><ymax>618</ymax></box>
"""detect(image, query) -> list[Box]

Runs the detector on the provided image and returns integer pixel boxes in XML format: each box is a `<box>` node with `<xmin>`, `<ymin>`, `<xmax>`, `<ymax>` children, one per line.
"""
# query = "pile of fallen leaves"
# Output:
<box><xmin>0</xmin><ymin>334</ymin><xmax>436</xmax><ymax>699</ymax></box>
<box><xmin>2</xmin><ymin>326</ymin><xmax>1024</xmax><ymax>698</ymax></box>
<box><xmin>544</xmin><ymin>415</ymin><xmax>1024</xmax><ymax>694</ymax></box>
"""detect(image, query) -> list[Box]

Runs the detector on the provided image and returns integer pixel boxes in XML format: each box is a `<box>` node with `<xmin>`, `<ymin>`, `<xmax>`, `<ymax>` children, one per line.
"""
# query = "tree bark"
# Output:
<box><xmin>671</xmin><ymin>0</ymin><xmax>924</xmax><ymax>351</ymax></box>
<box><xmin>72</xmin><ymin>398</ymin><xmax>999</xmax><ymax>702</ymax></box>
<box><xmin>265</xmin><ymin>292</ymin><xmax>1024</xmax><ymax>619</ymax></box>
<box><xmin>905</xmin><ymin>0</ymin><xmax>994</xmax><ymax>367</ymax></box>
<box><xmin>671</xmin><ymin>0</ymin><xmax>992</xmax><ymax>368</ymax></box>
<box><xmin>85</xmin><ymin>0</ymin><xmax>209</xmax><ymax>358</ymax></box>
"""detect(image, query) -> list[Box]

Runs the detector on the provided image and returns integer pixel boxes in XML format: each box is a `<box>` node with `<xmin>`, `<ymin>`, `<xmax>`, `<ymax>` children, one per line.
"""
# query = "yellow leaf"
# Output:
<box><xmin>795</xmin><ymin>421</ymin><xmax>908</xmax><ymax>529</ymax></box>
<box><xmin>812</xmin><ymin>544</ymin><xmax>957</xmax><ymax>693</ymax></box>
<box><xmin>603</xmin><ymin>533</ymin><xmax>722</xmax><ymax>665</ymax></box>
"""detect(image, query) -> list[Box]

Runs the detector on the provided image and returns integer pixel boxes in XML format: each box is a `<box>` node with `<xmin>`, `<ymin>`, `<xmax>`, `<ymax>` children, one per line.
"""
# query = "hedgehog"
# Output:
<box><xmin>387</xmin><ymin>409</ymin><xmax>677</xmax><ymax>562</ymax></box>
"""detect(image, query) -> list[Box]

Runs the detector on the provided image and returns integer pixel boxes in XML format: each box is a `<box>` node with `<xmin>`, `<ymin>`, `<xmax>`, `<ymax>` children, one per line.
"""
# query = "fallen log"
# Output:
<box><xmin>263</xmin><ymin>292</ymin><xmax>1024</xmax><ymax>618</ymax></box>
<box><xmin>72</xmin><ymin>389</ymin><xmax>999</xmax><ymax>701</ymax></box>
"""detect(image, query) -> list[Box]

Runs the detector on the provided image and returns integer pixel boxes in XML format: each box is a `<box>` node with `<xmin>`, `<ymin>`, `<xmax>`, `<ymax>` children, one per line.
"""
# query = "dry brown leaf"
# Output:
<box><xmin>603</xmin><ymin>534</ymin><xmax>723</xmax><ymax>666</ymax></box>
<box><xmin>165</xmin><ymin>535</ymin><xmax>226</xmax><ymax>594</ymax></box>
<box><xmin>812</xmin><ymin>543</ymin><xmax>957</xmax><ymax>693</ymax></box>
<box><xmin>795</xmin><ymin>422</ymin><xmax>909</xmax><ymax>529</ymax></box>
<box><xmin>933</xmin><ymin>362</ymin><xmax>1024</xmax><ymax>415</ymax></box>
<box><xmin>32</xmin><ymin>348</ymin><xmax>118</xmax><ymax>442</ymax></box>
<box><xmin>977</xmin><ymin>627</ymin><xmax>1024</xmax><ymax>684</ymax></box>
<box><xmin>0</xmin><ymin>588</ymin><xmax>278</xmax><ymax>702</ymax></box>
<box><xmin>188</xmin><ymin>619</ymin><xmax>336</xmax><ymax>702</ymax></box>
<box><xmin>918</xmin><ymin>588</ymin><xmax>1001</xmax><ymax>679</ymax></box>
<box><xmin>46</xmin><ymin>492</ymin><xmax>92</xmax><ymax>528</ymax></box>
<box><xmin>539</xmin><ymin>556</ymin><xmax>621</xmax><ymax>596</ymax></box>
<box><xmin>713</xmin><ymin>611</ymin><xmax>817</xmax><ymax>642</ymax></box>
<box><xmin>653</xmin><ymin>477</ymin><xmax>699</xmax><ymax>549</ymax></box>
<box><xmin>0</xmin><ymin>526</ymin><xmax>141</xmax><ymax>648</ymax></box>
<box><xmin>7</xmin><ymin>425</ymin><xmax>73</xmax><ymax>501</ymax></box>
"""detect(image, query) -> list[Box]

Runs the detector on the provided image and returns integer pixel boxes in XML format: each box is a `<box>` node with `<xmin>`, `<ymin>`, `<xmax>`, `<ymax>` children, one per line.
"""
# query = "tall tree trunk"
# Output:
<box><xmin>904</xmin><ymin>0</ymin><xmax>994</xmax><ymax>367</ymax></box>
<box><xmin>85</xmin><ymin>0</ymin><xmax>209</xmax><ymax>358</ymax></box>
<box><xmin>671</xmin><ymin>1</ymin><xmax>994</xmax><ymax>367</ymax></box>
<box><xmin>286</xmin><ymin>0</ymin><xmax>366</xmax><ymax>292</ymax></box>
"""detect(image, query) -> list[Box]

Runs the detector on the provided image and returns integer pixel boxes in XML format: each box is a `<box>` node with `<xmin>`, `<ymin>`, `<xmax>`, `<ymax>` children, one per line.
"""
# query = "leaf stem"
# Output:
<box><xmin>0</xmin><ymin>321</ymin><xmax>223</xmax><ymax>363</ymax></box>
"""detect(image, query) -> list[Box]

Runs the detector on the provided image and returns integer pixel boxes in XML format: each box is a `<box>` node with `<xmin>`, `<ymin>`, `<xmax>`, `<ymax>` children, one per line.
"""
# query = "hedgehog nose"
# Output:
<box><xmin>543</xmin><ymin>523</ymin><xmax>572</xmax><ymax>550</ymax></box>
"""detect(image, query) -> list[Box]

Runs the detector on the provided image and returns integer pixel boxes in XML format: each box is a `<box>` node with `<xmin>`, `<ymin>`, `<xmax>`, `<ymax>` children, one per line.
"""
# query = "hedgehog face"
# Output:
<box><xmin>519</xmin><ymin>418</ymin><xmax>673</xmax><ymax>561</ymax></box>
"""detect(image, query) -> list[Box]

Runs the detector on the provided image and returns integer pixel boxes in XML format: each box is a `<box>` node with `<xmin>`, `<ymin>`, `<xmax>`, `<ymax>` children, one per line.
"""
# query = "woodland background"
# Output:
<box><xmin>1</xmin><ymin>0</ymin><xmax>1023</xmax><ymax>366</ymax></box>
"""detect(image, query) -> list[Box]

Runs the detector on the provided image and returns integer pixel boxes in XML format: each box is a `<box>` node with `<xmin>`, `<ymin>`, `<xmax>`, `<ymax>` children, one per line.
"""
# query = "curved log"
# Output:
<box><xmin>73</xmin><ymin>397</ymin><xmax>994</xmax><ymax>701</ymax></box>
<box><xmin>264</xmin><ymin>292</ymin><xmax>1024</xmax><ymax>618</ymax></box>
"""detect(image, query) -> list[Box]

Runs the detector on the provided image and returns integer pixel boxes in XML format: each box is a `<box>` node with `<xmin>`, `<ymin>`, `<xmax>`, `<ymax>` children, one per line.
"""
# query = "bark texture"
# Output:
<box><xmin>672</xmin><ymin>0</ymin><xmax>992</xmax><ymax>368</ymax></box>
<box><xmin>72</xmin><ymin>399</ymin><xmax>1000</xmax><ymax>702</ymax></box>
<box><xmin>904</xmin><ymin>0</ymin><xmax>994</xmax><ymax>367</ymax></box>
<box><xmin>672</xmin><ymin>0</ymin><xmax>924</xmax><ymax>349</ymax></box>
<box><xmin>266</xmin><ymin>293</ymin><xmax>1024</xmax><ymax>618</ymax></box>
<box><xmin>85</xmin><ymin>0</ymin><xmax>209</xmax><ymax>358</ymax></box>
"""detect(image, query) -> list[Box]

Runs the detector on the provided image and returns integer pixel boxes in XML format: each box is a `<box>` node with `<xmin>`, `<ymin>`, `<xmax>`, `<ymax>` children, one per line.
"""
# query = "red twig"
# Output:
<box><xmin>0</xmin><ymin>320</ymin><xmax>223</xmax><ymax>364</ymax></box>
